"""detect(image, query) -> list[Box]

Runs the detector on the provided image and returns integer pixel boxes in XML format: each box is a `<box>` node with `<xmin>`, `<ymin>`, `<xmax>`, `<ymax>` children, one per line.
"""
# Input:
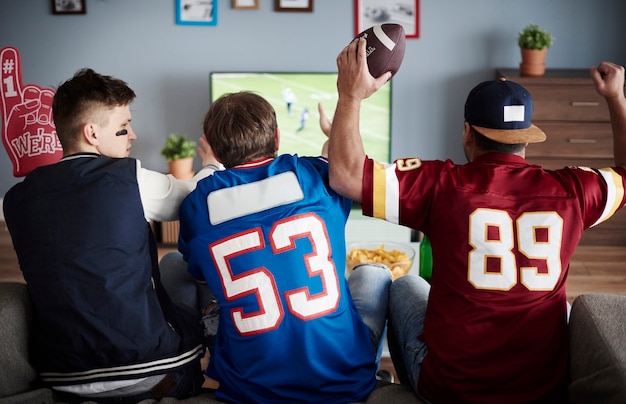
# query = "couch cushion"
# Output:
<box><xmin>0</xmin><ymin>388</ymin><xmax>56</xmax><ymax>404</ymax></box>
<box><xmin>0</xmin><ymin>282</ymin><xmax>41</xmax><ymax>399</ymax></box>
<box><xmin>138</xmin><ymin>391</ymin><xmax>224</xmax><ymax>404</ymax></box>
<box><xmin>363</xmin><ymin>381</ymin><xmax>424</xmax><ymax>403</ymax></box>
<box><xmin>136</xmin><ymin>382</ymin><xmax>424</xmax><ymax>403</ymax></box>
<box><xmin>569</xmin><ymin>293</ymin><xmax>626</xmax><ymax>402</ymax></box>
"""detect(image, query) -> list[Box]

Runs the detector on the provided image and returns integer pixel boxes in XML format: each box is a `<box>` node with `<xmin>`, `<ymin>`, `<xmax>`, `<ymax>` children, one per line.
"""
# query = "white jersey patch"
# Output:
<box><xmin>208</xmin><ymin>171</ymin><xmax>304</xmax><ymax>225</ymax></box>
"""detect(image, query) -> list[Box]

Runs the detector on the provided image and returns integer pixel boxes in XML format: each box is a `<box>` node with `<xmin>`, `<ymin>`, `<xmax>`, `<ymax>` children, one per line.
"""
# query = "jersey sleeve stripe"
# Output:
<box><xmin>372</xmin><ymin>161</ymin><xmax>386</xmax><ymax>219</ymax></box>
<box><xmin>372</xmin><ymin>161</ymin><xmax>400</xmax><ymax>223</ymax></box>
<box><xmin>591</xmin><ymin>167</ymin><xmax>625</xmax><ymax>228</ymax></box>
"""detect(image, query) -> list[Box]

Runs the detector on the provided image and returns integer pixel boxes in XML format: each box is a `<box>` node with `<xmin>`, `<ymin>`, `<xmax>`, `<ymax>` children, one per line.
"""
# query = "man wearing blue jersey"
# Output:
<box><xmin>178</xmin><ymin>91</ymin><xmax>392</xmax><ymax>403</ymax></box>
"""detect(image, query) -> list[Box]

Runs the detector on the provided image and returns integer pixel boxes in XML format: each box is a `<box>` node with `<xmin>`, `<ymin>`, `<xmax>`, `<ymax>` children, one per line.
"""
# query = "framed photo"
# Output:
<box><xmin>52</xmin><ymin>0</ymin><xmax>86</xmax><ymax>15</ymax></box>
<box><xmin>176</xmin><ymin>0</ymin><xmax>218</xmax><ymax>26</ymax></box>
<box><xmin>354</xmin><ymin>0</ymin><xmax>419</xmax><ymax>39</ymax></box>
<box><xmin>274</xmin><ymin>0</ymin><xmax>313</xmax><ymax>12</ymax></box>
<box><xmin>233</xmin><ymin>0</ymin><xmax>259</xmax><ymax>9</ymax></box>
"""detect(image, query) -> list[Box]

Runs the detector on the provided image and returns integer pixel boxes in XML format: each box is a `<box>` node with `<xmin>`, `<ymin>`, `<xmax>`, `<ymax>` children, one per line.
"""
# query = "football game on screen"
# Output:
<box><xmin>210</xmin><ymin>72</ymin><xmax>392</xmax><ymax>163</ymax></box>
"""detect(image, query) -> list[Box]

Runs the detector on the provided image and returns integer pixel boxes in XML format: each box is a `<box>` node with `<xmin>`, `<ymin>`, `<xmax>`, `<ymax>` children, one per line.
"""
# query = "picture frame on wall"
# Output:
<box><xmin>274</xmin><ymin>0</ymin><xmax>313</xmax><ymax>12</ymax></box>
<box><xmin>354</xmin><ymin>0</ymin><xmax>419</xmax><ymax>39</ymax></box>
<box><xmin>233</xmin><ymin>0</ymin><xmax>259</xmax><ymax>10</ymax></box>
<box><xmin>176</xmin><ymin>0</ymin><xmax>218</xmax><ymax>26</ymax></box>
<box><xmin>52</xmin><ymin>0</ymin><xmax>86</xmax><ymax>15</ymax></box>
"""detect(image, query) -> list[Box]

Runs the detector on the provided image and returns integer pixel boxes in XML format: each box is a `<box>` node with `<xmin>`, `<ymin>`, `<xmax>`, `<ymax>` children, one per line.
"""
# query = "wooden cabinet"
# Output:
<box><xmin>496</xmin><ymin>68</ymin><xmax>626</xmax><ymax>246</ymax></box>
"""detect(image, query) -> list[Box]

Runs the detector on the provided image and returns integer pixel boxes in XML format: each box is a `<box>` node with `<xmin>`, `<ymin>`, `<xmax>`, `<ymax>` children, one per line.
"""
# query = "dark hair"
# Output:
<box><xmin>202</xmin><ymin>91</ymin><xmax>277</xmax><ymax>168</ymax></box>
<box><xmin>52</xmin><ymin>68</ymin><xmax>136</xmax><ymax>151</ymax></box>
<box><xmin>472</xmin><ymin>128</ymin><xmax>525</xmax><ymax>154</ymax></box>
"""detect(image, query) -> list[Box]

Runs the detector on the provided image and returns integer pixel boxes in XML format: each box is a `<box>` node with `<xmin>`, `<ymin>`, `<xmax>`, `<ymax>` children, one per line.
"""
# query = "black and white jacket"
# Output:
<box><xmin>4</xmin><ymin>154</ymin><xmax>204</xmax><ymax>385</ymax></box>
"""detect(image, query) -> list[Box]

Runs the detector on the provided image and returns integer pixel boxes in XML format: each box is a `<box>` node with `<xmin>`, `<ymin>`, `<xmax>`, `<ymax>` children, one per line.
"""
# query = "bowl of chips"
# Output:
<box><xmin>346</xmin><ymin>241</ymin><xmax>415</xmax><ymax>280</ymax></box>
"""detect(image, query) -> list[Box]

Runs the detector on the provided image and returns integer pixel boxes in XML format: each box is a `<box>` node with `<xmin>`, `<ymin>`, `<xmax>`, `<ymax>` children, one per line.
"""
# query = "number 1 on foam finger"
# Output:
<box><xmin>3</xmin><ymin>75</ymin><xmax>18</xmax><ymax>98</ymax></box>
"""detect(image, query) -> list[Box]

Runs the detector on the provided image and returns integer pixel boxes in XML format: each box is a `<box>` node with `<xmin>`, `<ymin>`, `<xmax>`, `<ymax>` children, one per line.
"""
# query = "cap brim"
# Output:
<box><xmin>472</xmin><ymin>124</ymin><xmax>546</xmax><ymax>144</ymax></box>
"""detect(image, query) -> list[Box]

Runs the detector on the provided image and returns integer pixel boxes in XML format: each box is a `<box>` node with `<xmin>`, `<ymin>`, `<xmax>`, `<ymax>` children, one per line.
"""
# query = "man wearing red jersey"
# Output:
<box><xmin>326</xmin><ymin>36</ymin><xmax>626</xmax><ymax>403</ymax></box>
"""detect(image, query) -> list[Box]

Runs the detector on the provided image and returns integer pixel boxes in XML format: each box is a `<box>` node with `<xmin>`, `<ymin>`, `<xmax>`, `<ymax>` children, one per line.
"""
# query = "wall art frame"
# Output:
<box><xmin>233</xmin><ymin>0</ymin><xmax>259</xmax><ymax>10</ymax></box>
<box><xmin>52</xmin><ymin>0</ymin><xmax>86</xmax><ymax>15</ymax></box>
<box><xmin>176</xmin><ymin>0</ymin><xmax>218</xmax><ymax>26</ymax></box>
<box><xmin>274</xmin><ymin>0</ymin><xmax>313</xmax><ymax>13</ymax></box>
<box><xmin>354</xmin><ymin>0</ymin><xmax>419</xmax><ymax>39</ymax></box>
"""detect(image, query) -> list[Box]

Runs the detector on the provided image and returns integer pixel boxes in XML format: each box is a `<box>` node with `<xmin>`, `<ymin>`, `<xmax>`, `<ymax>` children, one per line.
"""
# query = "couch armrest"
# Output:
<box><xmin>569</xmin><ymin>293</ymin><xmax>626</xmax><ymax>402</ymax></box>
<box><xmin>0</xmin><ymin>282</ymin><xmax>41</xmax><ymax>399</ymax></box>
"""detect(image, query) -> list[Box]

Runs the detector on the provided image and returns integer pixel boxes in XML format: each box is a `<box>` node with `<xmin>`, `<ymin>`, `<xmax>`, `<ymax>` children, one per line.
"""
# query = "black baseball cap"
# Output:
<box><xmin>464</xmin><ymin>78</ymin><xmax>546</xmax><ymax>144</ymax></box>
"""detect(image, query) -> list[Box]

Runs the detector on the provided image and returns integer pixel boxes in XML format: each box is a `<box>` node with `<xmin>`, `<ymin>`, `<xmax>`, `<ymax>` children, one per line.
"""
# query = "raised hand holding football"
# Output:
<box><xmin>354</xmin><ymin>23</ymin><xmax>406</xmax><ymax>78</ymax></box>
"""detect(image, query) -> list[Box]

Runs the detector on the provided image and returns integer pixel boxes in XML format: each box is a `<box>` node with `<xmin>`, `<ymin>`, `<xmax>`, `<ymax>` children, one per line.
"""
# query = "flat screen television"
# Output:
<box><xmin>209</xmin><ymin>72</ymin><xmax>392</xmax><ymax>163</ymax></box>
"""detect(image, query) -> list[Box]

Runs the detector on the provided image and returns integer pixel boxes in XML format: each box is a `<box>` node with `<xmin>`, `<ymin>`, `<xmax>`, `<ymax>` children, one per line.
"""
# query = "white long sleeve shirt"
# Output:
<box><xmin>137</xmin><ymin>160</ymin><xmax>221</xmax><ymax>222</ymax></box>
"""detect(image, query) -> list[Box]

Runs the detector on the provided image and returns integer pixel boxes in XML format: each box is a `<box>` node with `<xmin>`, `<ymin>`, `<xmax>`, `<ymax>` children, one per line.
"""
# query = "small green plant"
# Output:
<box><xmin>518</xmin><ymin>23</ymin><xmax>554</xmax><ymax>50</ymax></box>
<box><xmin>160</xmin><ymin>133</ymin><xmax>197</xmax><ymax>162</ymax></box>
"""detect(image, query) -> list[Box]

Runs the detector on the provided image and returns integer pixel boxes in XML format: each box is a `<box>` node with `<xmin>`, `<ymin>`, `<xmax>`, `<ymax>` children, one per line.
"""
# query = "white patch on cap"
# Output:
<box><xmin>503</xmin><ymin>105</ymin><xmax>525</xmax><ymax>122</ymax></box>
<box><xmin>373</xmin><ymin>25</ymin><xmax>396</xmax><ymax>51</ymax></box>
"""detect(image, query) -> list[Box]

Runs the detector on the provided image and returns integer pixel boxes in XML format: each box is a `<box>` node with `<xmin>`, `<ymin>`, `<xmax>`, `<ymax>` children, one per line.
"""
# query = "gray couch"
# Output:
<box><xmin>0</xmin><ymin>282</ymin><xmax>419</xmax><ymax>404</ymax></box>
<box><xmin>1</xmin><ymin>282</ymin><xmax>625</xmax><ymax>403</ymax></box>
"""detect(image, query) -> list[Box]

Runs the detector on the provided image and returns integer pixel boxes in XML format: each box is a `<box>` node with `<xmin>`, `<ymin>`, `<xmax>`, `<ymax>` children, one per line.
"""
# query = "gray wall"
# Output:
<box><xmin>1</xmin><ymin>0</ymin><xmax>625</xmax><ymax>197</ymax></box>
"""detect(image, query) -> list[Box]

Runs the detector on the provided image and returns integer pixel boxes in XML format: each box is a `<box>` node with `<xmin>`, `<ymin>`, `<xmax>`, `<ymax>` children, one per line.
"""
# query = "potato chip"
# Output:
<box><xmin>346</xmin><ymin>243</ymin><xmax>413</xmax><ymax>280</ymax></box>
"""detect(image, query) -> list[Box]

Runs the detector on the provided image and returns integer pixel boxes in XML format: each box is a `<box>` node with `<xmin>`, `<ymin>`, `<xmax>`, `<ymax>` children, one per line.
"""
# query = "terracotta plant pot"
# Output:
<box><xmin>168</xmin><ymin>157</ymin><xmax>194</xmax><ymax>180</ymax></box>
<box><xmin>519</xmin><ymin>48</ymin><xmax>548</xmax><ymax>77</ymax></box>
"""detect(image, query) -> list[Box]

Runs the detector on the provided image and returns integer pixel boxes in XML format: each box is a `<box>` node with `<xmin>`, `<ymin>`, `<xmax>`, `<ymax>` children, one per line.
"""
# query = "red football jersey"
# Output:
<box><xmin>362</xmin><ymin>152</ymin><xmax>626</xmax><ymax>403</ymax></box>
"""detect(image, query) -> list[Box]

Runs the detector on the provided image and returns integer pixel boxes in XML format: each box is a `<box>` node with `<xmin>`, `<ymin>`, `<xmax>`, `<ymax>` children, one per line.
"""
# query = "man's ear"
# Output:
<box><xmin>463</xmin><ymin>122</ymin><xmax>473</xmax><ymax>146</ymax></box>
<box><xmin>83</xmin><ymin>122</ymin><xmax>98</xmax><ymax>146</ymax></box>
<box><xmin>275</xmin><ymin>128</ymin><xmax>281</xmax><ymax>151</ymax></box>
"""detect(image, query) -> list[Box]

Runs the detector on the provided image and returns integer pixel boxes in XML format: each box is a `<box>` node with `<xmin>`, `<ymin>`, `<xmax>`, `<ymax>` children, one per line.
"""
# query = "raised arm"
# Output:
<box><xmin>590</xmin><ymin>61</ymin><xmax>626</xmax><ymax>167</ymax></box>
<box><xmin>318</xmin><ymin>102</ymin><xmax>331</xmax><ymax>157</ymax></box>
<box><xmin>328</xmin><ymin>38</ymin><xmax>391</xmax><ymax>202</ymax></box>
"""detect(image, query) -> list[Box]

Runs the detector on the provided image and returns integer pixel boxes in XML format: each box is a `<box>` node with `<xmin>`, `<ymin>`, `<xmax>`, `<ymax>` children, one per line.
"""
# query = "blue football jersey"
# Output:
<box><xmin>179</xmin><ymin>154</ymin><xmax>377</xmax><ymax>403</ymax></box>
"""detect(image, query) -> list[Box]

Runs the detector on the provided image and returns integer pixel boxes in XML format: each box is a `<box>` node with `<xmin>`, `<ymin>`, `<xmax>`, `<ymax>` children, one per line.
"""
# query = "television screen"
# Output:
<box><xmin>209</xmin><ymin>72</ymin><xmax>392</xmax><ymax>163</ymax></box>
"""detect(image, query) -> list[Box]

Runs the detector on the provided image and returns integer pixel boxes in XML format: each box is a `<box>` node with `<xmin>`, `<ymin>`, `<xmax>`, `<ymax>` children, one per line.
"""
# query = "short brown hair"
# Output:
<box><xmin>52</xmin><ymin>68</ymin><xmax>135</xmax><ymax>151</ymax></box>
<box><xmin>202</xmin><ymin>91</ymin><xmax>278</xmax><ymax>168</ymax></box>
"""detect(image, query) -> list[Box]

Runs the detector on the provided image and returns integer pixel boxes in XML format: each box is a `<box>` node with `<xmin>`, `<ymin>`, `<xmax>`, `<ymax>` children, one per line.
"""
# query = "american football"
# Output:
<box><xmin>355</xmin><ymin>23</ymin><xmax>406</xmax><ymax>78</ymax></box>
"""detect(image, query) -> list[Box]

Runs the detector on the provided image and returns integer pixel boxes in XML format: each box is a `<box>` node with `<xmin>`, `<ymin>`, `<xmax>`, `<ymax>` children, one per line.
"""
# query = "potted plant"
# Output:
<box><xmin>160</xmin><ymin>133</ymin><xmax>197</xmax><ymax>179</ymax></box>
<box><xmin>518</xmin><ymin>23</ymin><xmax>554</xmax><ymax>77</ymax></box>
